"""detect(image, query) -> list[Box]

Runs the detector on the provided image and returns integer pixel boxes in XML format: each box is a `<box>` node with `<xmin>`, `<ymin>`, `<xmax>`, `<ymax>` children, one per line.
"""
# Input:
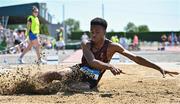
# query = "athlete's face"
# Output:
<box><xmin>33</xmin><ymin>10</ymin><xmax>39</xmax><ymax>17</ymax></box>
<box><xmin>90</xmin><ymin>25</ymin><xmax>106</xmax><ymax>43</ymax></box>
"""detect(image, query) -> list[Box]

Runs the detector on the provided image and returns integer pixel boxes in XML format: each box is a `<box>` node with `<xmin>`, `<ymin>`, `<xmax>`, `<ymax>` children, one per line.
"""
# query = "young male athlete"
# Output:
<box><xmin>39</xmin><ymin>17</ymin><xmax>179</xmax><ymax>90</ymax></box>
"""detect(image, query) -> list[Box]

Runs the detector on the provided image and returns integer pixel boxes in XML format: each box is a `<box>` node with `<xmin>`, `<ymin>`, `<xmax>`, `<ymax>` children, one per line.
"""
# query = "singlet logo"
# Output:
<box><xmin>80</xmin><ymin>66</ymin><xmax>100</xmax><ymax>80</ymax></box>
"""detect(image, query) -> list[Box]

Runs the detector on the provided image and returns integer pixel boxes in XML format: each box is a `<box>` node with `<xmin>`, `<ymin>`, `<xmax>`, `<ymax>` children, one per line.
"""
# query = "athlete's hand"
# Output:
<box><xmin>160</xmin><ymin>69</ymin><xmax>179</xmax><ymax>78</ymax></box>
<box><xmin>110</xmin><ymin>66</ymin><xmax>122</xmax><ymax>75</ymax></box>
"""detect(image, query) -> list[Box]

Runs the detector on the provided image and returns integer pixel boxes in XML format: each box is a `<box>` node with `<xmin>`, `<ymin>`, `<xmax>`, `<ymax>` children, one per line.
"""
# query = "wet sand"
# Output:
<box><xmin>0</xmin><ymin>63</ymin><xmax>180</xmax><ymax>104</ymax></box>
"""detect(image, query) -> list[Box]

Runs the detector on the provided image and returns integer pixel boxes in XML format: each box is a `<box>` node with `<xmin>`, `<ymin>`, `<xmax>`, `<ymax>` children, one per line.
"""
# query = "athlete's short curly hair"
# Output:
<box><xmin>90</xmin><ymin>17</ymin><xmax>107</xmax><ymax>30</ymax></box>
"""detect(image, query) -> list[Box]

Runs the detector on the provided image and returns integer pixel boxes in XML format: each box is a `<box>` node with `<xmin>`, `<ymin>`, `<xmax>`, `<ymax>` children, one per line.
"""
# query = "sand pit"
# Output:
<box><xmin>0</xmin><ymin>63</ymin><xmax>180</xmax><ymax>104</ymax></box>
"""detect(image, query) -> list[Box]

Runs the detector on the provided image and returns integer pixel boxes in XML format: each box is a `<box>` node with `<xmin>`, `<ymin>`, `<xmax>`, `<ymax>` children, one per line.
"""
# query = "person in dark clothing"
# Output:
<box><xmin>38</xmin><ymin>17</ymin><xmax>179</xmax><ymax>90</ymax></box>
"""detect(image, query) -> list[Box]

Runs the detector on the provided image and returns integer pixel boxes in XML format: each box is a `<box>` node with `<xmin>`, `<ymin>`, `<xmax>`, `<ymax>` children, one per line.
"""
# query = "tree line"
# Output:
<box><xmin>63</xmin><ymin>18</ymin><xmax>150</xmax><ymax>33</ymax></box>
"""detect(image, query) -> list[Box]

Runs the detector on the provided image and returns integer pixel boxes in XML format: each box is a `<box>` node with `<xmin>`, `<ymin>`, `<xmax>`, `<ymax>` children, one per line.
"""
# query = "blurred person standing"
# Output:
<box><xmin>13</xmin><ymin>30</ymin><xmax>22</xmax><ymax>53</ymax></box>
<box><xmin>171</xmin><ymin>32</ymin><xmax>175</xmax><ymax>46</ymax></box>
<box><xmin>111</xmin><ymin>35</ymin><xmax>119</xmax><ymax>43</ymax></box>
<box><xmin>18</xmin><ymin>6</ymin><xmax>46</xmax><ymax>64</ymax></box>
<box><xmin>168</xmin><ymin>35</ymin><xmax>172</xmax><ymax>46</ymax></box>
<box><xmin>133</xmin><ymin>35</ymin><xmax>139</xmax><ymax>50</ymax></box>
<box><xmin>119</xmin><ymin>35</ymin><xmax>128</xmax><ymax>50</ymax></box>
<box><xmin>174</xmin><ymin>34</ymin><xmax>178</xmax><ymax>46</ymax></box>
<box><xmin>160</xmin><ymin>34</ymin><xmax>167</xmax><ymax>50</ymax></box>
<box><xmin>55</xmin><ymin>27</ymin><xmax>65</xmax><ymax>54</ymax></box>
<box><xmin>178</xmin><ymin>35</ymin><xmax>180</xmax><ymax>45</ymax></box>
<box><xmin>81</xmin><ymin>32</ymin><xmax>89</xmax><ymax>41</ymax></box>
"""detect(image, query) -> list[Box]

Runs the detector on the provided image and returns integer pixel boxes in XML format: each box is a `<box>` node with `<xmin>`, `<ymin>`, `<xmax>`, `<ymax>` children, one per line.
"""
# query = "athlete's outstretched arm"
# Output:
<box><xmin>111</xmin><ymin>43</ymin><xmax>179</xmax><ymax>77</ymax></box>
<box><xmin>81</xmin><ymin>40</ymin><xmax>121</xmax><ymax>75</ymax></box>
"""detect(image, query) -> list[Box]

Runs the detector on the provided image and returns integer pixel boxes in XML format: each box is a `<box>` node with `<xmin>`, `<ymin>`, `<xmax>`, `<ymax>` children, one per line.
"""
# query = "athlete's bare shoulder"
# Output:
<box><xmin>107</xmin><ymin>40</ymin><xmax>125</xmax><ymax>53</ymax></box>
<box><xmin>81</xmin><ymin>40</ymin><xmax>91</xmax><ymax>49</ymax></box>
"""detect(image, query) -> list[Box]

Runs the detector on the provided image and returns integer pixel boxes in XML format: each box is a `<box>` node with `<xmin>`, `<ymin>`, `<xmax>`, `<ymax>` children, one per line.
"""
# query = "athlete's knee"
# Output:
<box><xmin>47</xmin><ymin>71</ymin><xmax>62</xmax><ymax>79</ymax></box>
<box><xmin>39</xmin><ymin>71</ymin><xmax>62</xmax><ymax>83</ymax></box>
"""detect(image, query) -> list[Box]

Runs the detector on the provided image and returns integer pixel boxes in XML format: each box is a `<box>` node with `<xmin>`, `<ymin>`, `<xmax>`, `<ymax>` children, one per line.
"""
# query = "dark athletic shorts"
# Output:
<box><xmin>64</xmin><ymin>64</ymin><xmax>98</xmax><ymax>89</ymax></box>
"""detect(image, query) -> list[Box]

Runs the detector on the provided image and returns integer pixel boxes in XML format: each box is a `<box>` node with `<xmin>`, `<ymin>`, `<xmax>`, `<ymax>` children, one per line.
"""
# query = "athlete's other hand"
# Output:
<box><xmin>110</xmin><ymin>66</ymin><xmax>122</xmax><ymax>75</ymax></box>
<box><xmin>160</xmin><ymin>69</ymin><xmax>179</xmax><ymax>78</ymax></box>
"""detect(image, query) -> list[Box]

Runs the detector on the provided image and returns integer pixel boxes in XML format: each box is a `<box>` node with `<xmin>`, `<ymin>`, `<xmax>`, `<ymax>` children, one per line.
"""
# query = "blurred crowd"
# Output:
<box><xmin>110</xmin><ymin>33</ymin><xmax>180</xmax><ymax>51</ymax></box>
<box><xmin>0</xmin><ymin>24</ymin><xmax>66</xmax><ymax>54</ymax></box>
<box><xmin>111</xmin><ymin>35</ymin><xmax>140</xmax><ymax>51</ymax></box>
<box><xmin>1</xmin><ymin>22</ymin><xmax>180</xmax><ymax>54</ymax></box>
<box><xmin>80</xmin><ymin>32</ymin><xmax>140</xmax><ymax>51</ymax></box>
<box><xmin>159</xmin><ymin>33</ymin><xmax>180</xmax><ymax>50</ymax></box>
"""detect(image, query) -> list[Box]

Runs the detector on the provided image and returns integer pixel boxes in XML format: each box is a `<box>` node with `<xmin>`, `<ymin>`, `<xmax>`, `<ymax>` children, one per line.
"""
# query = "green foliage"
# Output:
<box><xmin>7</xmin><ymin>25</ymin><xmax>19</xmax><ymax>30</ymax></box>
<box><xmin>63</xmin><ymin>18</ymin><xmax>81</xmax><ymax>32</ymax></box>
<box><xmin>0</xmin><ymin>37</ymin><xmax>7</xmax><ymax>50</ymax></box>
<box><xmin>1</xmin><ymin>37</ymin><xmax>7</xmax><ymax>47</ymax></box>
<box><xmin>138</xmin><ymin>25</ymin><xmax>150</xmax><ymax>32</ymax></box>
<box><xmin>124</xmin><ymin>22</ymin><xmax>150</xmax><ymax>32</ymax></box>
<box><xmin>40</xmin><ymin>24</ymin><xmax>49</xmax><ymax>35</ymax></box>
<box><xmin>7</xmin><ymin>24</ymin><xmax>26</xmax><ymax>30</ymax></box>
<box><xmin>124</xmin><ymin>22</ymin><xmax>138</xmax><ymax>32</ymax></box>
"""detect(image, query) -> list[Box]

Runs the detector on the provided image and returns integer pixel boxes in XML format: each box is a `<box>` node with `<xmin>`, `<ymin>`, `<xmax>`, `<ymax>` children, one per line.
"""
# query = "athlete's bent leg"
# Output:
<box><xmin>38</xmin><ymin>68</ymin><xmax>73</xmax><ymax>83</ymax></box>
